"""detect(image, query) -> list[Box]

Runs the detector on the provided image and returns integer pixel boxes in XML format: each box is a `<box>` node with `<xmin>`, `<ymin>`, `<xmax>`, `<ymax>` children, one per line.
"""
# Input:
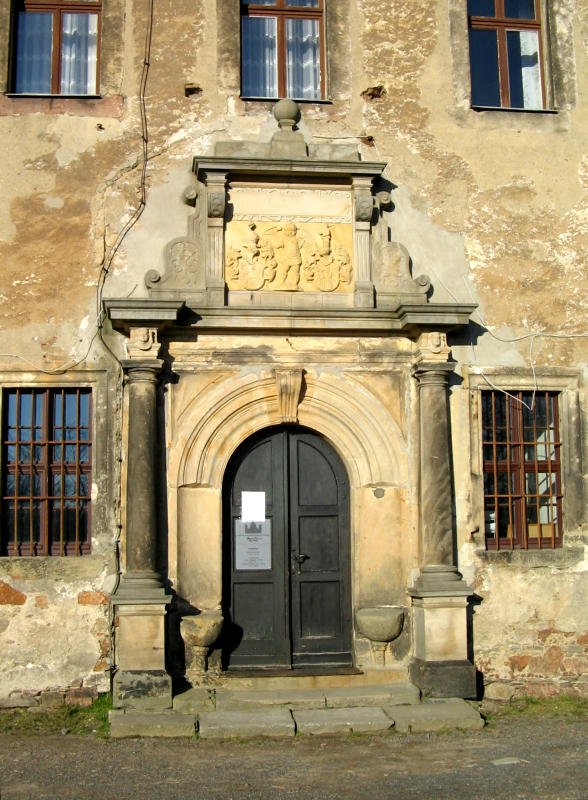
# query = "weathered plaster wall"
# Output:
<box><xmin>0</xmin><ymin>0</ymin><xmax>585</xmax><ymax>697</ymax></box>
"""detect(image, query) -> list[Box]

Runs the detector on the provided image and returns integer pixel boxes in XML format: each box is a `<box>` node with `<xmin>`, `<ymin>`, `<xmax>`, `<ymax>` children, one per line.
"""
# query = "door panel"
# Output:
<box><xmin>223</xmin><ymin>427</ymin><xmax>351</xmax><ymax>669</ymax></box>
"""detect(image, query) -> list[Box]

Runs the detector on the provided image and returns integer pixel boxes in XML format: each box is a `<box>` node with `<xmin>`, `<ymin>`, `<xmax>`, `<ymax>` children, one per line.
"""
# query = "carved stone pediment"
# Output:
<box><xmin>143</xmin><ymin>102</ymin><xmax>440</xmax><ymax>311</ymax></box>
<box><xmin>144</xmin><ymin>188</ymin><xmax>207</xmax><ymax>302</ymax></box>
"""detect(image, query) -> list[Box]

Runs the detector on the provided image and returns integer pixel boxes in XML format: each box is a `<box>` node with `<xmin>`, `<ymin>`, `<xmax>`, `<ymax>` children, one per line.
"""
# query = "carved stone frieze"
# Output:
<box><xmin>225</xmin><ymin>221</ymin><xmax>353</xmax><ymax>293</ymax></box>
<box><xmin>274</xmin><ymin>368</ymin><xmax>304</xmax><ymax>423</ymax></box>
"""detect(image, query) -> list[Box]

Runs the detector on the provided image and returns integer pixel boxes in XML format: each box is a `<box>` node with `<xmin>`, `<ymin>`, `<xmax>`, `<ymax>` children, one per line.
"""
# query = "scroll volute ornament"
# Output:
<box><xmin>274</xmin><ymin>369</ymin><xmax>304</xmax><ymax>423</ymax></box>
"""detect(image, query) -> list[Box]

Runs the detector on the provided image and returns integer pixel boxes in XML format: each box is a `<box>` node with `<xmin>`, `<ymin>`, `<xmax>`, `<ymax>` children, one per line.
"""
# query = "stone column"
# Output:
<box><xmin>409</xmin><ymin>332</ymin><xmax>476</xmax><ymax>698</ymax></box>
<box><xmin>111</xmin><ymin>329</ymin><xmax>172</xmax><ymax>711</ymax></box>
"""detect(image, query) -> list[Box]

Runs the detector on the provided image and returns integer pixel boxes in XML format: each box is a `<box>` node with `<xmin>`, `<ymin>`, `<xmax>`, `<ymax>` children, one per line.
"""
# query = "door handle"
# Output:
<box><xmin>292</xmin><ymin>552</ymin><xmax>310</xmax><ymax>564</ymax></box>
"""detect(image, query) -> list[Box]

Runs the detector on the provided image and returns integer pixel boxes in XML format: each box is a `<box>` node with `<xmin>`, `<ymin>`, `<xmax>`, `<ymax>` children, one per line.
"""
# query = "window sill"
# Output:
<box><xmin>471</xmin><ymin>105</ymin><xmax>558</xmax><ymax>114</ymax></box>
<box><xmin>0</xmin><ymin>93</ymin><xmax>124</xmax><ymax>117</ymax></box>
<box><xmin>476</xmin><ymin>545</ymin><xmax>583</xmax><ymax>568</ymax></box>
<box><xmin>240</xmin><ymin>96</ymin><xmax>333</xmax><ymax>105</ymax></box>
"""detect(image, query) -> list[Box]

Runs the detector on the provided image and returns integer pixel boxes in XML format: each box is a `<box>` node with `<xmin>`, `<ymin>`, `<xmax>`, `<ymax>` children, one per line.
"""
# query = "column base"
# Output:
<box><xmin>112</xmin><ymin>670</ymin><xmax>173</xmax><ymax>711</ymax></box>
<box><xmin>409</xmin><ymin>658</ymin><xmax>477</xmax><ymax>699</ymax></box>
<box><xmin>112</xmin><ymin>572</ymin><xmax>171</xmax><ymax>605</ymax></box>
<box><xmin>409</xmin><ymin>566</ymin><xmax>476</xmax><ymax>698</ymax></box>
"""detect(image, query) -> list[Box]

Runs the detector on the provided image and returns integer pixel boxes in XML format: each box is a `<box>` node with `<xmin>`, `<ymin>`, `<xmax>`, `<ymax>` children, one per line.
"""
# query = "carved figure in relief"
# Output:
<box><xmin>269</xmin><ymin>223</ymin><xmax>302</xmax><ymax>289</ymax></box>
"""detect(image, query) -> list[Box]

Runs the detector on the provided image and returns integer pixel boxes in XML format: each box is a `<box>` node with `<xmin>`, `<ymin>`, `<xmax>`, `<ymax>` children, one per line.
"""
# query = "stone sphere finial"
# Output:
<box><xmin>273</xmin><ymin>99</ymin><xmax>300</xmax><ymax>130</ymax></box>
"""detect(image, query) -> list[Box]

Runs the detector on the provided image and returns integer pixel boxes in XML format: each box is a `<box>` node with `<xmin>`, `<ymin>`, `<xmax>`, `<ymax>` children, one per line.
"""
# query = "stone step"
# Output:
<box><xmin>294</xmin><ymin>707</ymin><xmax>393</xmax><ymax>735</ymax></box>
<box><xmin>325</xmin><ymin>683</ymin><xmax>420</xmax><ymax>708</ymax></box>
<box><xmin>210</xmin><ymin>682</ymin><xmax>420</xmax><ymax>712</ymax></box>
<box><xmin>384</xmin><ymin>699</ymin><xmax>485</xmax><ymax>733</ymax></box>
<box><xmin>109</xmin><ymin>684</ymin><xmax>484</xmax><ymax>739</ymax></box>
<box><xmin>215</xmin><ymin>688</ymin><xmax>327</xmax><ymax>711</ymax></box>
<box><xmin>218</xmin><ymin>669</ymin><xmax>406</xmax><ymax>691</ymax></box>
<box><xmin>109</xmin><ymin>710</ymin><xmax>196</xmax><ymax>738</ymax></box>
<box><xmin>198</xmin><ymin>708</ymin><xmax>296</xmax><ymax>739</ymax></box>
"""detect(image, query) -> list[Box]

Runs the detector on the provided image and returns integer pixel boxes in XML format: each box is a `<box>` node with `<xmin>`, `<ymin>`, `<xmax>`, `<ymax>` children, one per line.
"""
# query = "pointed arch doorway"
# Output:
<box><xmin>222</xmin><ymin>426</ymin><xmax>352</xmax><ymax>670</ymax></box>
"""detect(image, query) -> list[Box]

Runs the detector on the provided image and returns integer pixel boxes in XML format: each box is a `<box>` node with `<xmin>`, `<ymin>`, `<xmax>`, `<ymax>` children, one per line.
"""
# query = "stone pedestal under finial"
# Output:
<box><xmin>271</xmin><ymin>100</ymin><xmax>307</xmax><ymax>158</ymax></box>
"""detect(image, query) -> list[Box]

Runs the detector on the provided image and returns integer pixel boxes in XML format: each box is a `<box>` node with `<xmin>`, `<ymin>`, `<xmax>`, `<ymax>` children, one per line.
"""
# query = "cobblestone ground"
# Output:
<box><xmin>0</xmin><ymin>715</ymin><xmax>586</xmax><ymax>800</ymax></box>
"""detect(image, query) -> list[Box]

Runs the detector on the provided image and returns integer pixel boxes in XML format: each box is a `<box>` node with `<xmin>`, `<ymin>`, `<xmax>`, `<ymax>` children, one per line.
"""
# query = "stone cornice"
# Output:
<box><xmin>104</xmin><ymin>299</ymin><xmax>185</xmax><ymax>333</ymax></box>
<box><xmin>104</xmin><ymin>298</ymin><xmax>476</xmax><ymax>337</ymax></box>
<box><xmin>193</xmin><ymin>156</ymin><xmax>387</xmax><ymax>181</ymax></box>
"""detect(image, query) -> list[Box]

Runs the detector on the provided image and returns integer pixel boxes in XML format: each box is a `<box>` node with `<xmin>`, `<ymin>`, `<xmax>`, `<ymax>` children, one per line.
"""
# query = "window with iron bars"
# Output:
<box><xmin>1</xmin><ymin>387</ymin><xmax>92</xmax><ymax>556</ymax></box>
<box><xmin>482</xmin><ymin>390</ymin><xmax>562</xmax><ymax>550</ymax></box>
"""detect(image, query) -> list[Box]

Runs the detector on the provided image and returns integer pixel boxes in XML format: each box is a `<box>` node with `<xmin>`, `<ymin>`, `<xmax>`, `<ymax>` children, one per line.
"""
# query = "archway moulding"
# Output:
<box><xmin>170</xmin><ymin>371</ymin><xmax>407</xmax><ymax>490</ymax></box>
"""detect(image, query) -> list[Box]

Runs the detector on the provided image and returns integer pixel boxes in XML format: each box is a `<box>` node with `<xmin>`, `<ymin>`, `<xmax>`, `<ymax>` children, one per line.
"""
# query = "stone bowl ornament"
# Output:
<box><xmin>355</xmin><ymin>606</ymin><xmax>405</xmax><ymax>667</ymax></box>
<box><xmin>180</xmin><ymin>609</ymin><xmax>223</xmax><ymax>681</ymax></box>
<box><xmin>273</xmin><ymin>98</ymin><xmax>301</xmax><ymax>130</ymax></box>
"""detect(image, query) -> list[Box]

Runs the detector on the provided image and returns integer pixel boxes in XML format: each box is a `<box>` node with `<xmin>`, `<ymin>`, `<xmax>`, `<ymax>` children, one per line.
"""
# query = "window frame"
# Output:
<box><xmin>10</xmin><ymin>0</ymin><xmax>101</xmax><ymax>96</ymax></box>
<box><xmin>481</xmin><ymin>389</ymin><xmax>563</xmax><ymax>550</ymax></box>
<box><xmin>240</xmin><ymin>0</ymin><xmax>326</xmax><ymax>101</ymax></box>
<box><xmin>1</xmin><ymin>386</ymin><xmax>93</xmax><ymax>556</ymax></box>
<box><xmin>467</xmin><ymin>0</ymin><xmax>547</xmax><ymax>110</ymax></box>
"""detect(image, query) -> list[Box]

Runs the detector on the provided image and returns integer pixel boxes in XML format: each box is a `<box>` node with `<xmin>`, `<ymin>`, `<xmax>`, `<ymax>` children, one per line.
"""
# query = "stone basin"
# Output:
<box><xmin>355</xmin><ymin>606</ymin><xmax>404</xmax><ymax>643</ymax></box>
<box><xmin>181</xmin><ymin>609</ymin><xmax>223</xmax><ymax>648</ymax></box>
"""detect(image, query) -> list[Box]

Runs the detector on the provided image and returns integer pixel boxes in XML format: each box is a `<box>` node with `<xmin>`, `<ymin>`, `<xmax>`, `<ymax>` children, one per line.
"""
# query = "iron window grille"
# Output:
<box><xmin>482</xmin><ymin>390</ymin><xmax>562</xmax><ymax>550</ymax></box>
<box><xmin>1</xmin><ymin>387</ymin><xmax>92</xmax><ymax>556</ymax></box>
<box><xmin>240</xmin><ymin>0</ymin><xmax>325</xmax><ymax>101</ymax></box>
<box><xmin>11</xmin><ymin>0</ymin><xmax>101</xmax><ymax>95</ymax></box>
<box><xmin>467</xmin><ymin>0</ymin><xmax>546</xmax><ymax>109</ymax></box>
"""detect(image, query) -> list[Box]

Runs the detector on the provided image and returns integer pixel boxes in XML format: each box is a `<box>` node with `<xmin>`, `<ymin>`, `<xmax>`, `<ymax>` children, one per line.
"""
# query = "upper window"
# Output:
<box><xmin>240</xmin><ymin>0</ymin><xmax>324</xmax><ymax>100</ymax></box>
<box><xmin>467</xmin><ymin>0</ymin><xmax>545</xmax><ymax>109</ymax></box>
<box><xmin>482</xmin><ymin>390</ymin><xmax>562</xmax><ymax>550</ymax></box>
<box><xmin>11</xmin><ymin>0</ymin><xmax>100</xmax><ymax>95</ymax></box>
<box><xmin>1</xmin><ymin>388</ymin><xmax>92</xmax><ymax>556</ymax></box>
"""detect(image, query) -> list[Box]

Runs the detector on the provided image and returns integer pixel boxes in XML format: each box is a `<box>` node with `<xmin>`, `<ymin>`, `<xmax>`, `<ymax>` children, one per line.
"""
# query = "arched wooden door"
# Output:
<box><xmin>222</xmin><ymin>426</ymin><xmax>352</xmax><ymax>669</ymax></box>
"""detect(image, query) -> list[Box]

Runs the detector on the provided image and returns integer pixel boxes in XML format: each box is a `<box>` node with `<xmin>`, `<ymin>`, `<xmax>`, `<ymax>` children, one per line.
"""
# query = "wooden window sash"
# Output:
<box><xmin>482</xmin><ymin>391</ymin><xmax>562</xmax><ymax>550</ymax></box>
<box><xmin>242</xmin><ymin>0</ymin><xmax>325</xmax><ymax>99</ymax></box>
<box><xmin>15</xmin><ymin>0</ymin><xmax>101</xmax><ymax>96</ymax></box>
<box><xmin>469</xmin><ymin>0</ymin><xmax>546</xmax><ymax>109</ymax></box>
<box><xmin>1</xmin><ymin>388</ymin><xmax>92</xmax><ymax>557</ymax></box>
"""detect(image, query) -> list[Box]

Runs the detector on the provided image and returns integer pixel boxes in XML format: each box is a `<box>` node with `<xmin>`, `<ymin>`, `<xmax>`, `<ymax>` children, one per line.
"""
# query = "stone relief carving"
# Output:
<box><xmin>126</xmin><ymin>326</ymin><xmax>160</xmax><ymax>359</ymax></box>
<box><xmin>415</xmin><ymin>331</ymin><xmax>451</xmax><ymax>363</ymax></box>
<box><xmin>274</xmin><ymin>368</ymin><xmax>304</xmax><ymax>423</ymax></box>
<box><xmin>225</xmin><ymin>221</ymin><xmax>353</xmax><ymax>293</ymax></box>
<box><xmin>144</xmin><ymin>183</ymin><xmax>206</xmax><ymax>298</ymax></box>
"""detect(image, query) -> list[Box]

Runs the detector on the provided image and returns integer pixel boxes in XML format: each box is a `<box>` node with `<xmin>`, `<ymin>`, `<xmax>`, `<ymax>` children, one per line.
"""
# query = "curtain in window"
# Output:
<box><xmin>60</xmin><ymin>13</ymin><xmax>98</xmax><ymax>95</ymax></box>
<box><xmin>285</xmin><ymin>17</ymin><xmax>320</xmax><ymax>100</ymax></box>
<box><xmin>507</xmin><ymin>29</ymin><xmax>542</xmax><ymax>109</ymax></box>
<box><xmin>15</xmin><ymin>12</ymin><xmax>53</xmax><ymax>93</ymax></box>
<box><xmin>241</xmin><ymin>16</ymin><xmax>278</xmax><ymax>98</ymax></box>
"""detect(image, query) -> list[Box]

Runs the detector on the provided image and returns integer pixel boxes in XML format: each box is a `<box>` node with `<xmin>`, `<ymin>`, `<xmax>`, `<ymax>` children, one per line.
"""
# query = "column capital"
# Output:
<box><xmin>412</xmin><ymin>362</ymin><xmax>455</xmax><ymax>389</ymax></box>
<box><xmin>121</xmin><ymin>359</ymin><xmax>164</xmax><ymax>384</ymax></box>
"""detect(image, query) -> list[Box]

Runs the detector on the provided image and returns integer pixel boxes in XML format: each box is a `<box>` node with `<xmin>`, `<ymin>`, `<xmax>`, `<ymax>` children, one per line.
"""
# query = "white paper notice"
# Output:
<box><xmin>241</xmin><ymin>491</ymin><xmax>265</xmax><ymax>522</ymax></box>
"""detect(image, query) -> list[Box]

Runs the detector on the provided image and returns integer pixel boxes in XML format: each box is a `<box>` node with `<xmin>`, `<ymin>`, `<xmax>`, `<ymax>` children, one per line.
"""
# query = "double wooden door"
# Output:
<box><xmin>223</xmin><ymin>427</ymin><xmax>352</xmax><ymax>669</ymax></box>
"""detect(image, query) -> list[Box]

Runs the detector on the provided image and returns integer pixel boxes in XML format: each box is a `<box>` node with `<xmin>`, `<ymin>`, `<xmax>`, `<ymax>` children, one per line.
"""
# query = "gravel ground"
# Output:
<box><xmin>0</xmin><ymin>715</ymin><xmax>586</xmax><ymax>800</ymax></box>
